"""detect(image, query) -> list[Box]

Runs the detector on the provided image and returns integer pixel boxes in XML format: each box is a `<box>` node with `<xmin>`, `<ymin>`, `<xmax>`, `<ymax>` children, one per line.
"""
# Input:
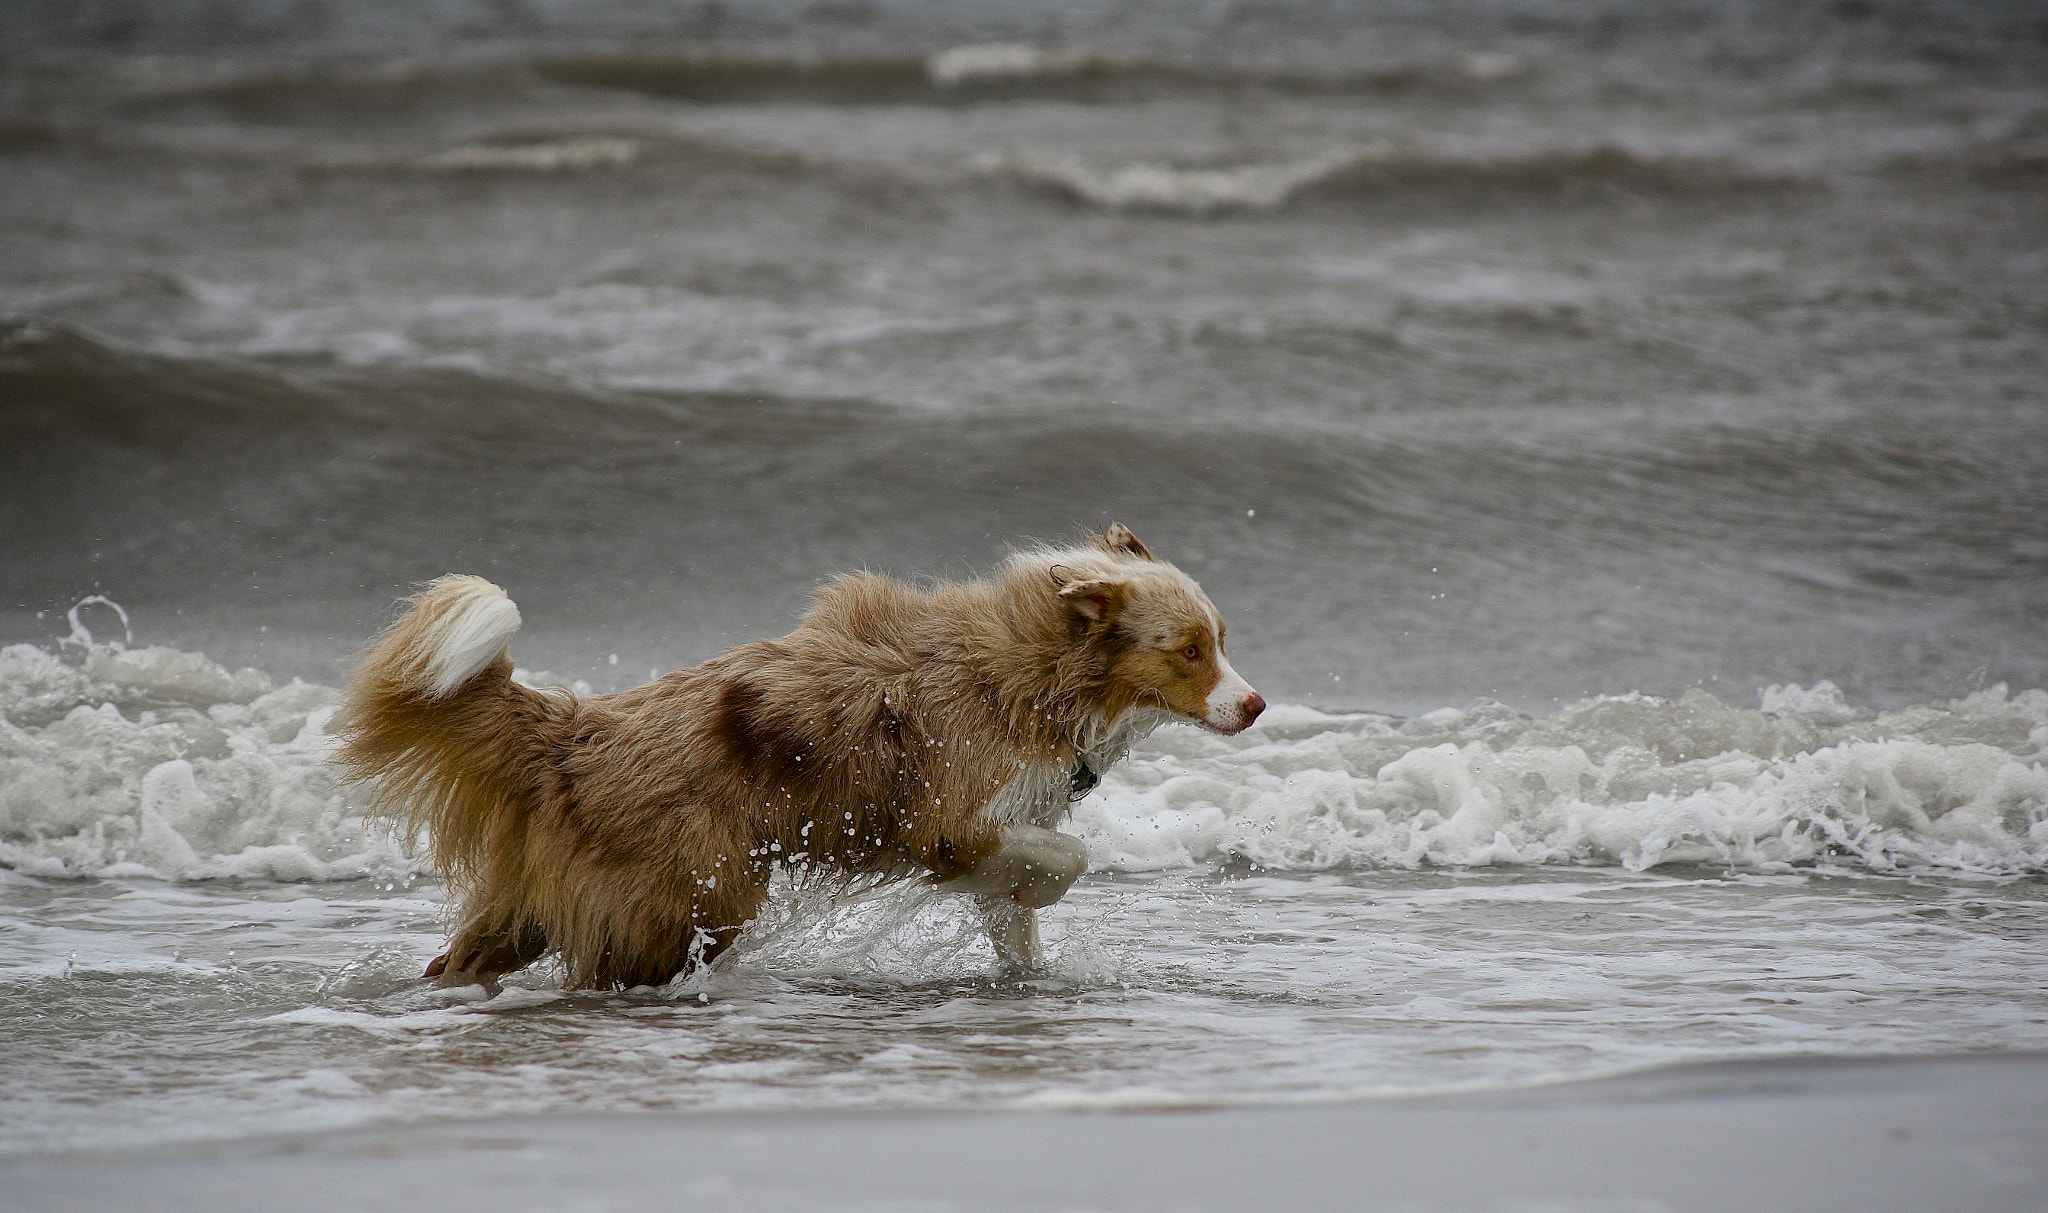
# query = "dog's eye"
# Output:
<box><xmin>1181</xmin><ymin>644</ymin><xmax>1201</xmax><ymax>661</ymax></box>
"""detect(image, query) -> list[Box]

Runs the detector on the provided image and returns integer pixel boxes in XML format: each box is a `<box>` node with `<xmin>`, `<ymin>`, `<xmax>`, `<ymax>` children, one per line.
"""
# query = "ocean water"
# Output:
<box><xmin>3</xmin><ymin>0</ymin><xmax>2047</xmax><ymax>1156</ymax></box>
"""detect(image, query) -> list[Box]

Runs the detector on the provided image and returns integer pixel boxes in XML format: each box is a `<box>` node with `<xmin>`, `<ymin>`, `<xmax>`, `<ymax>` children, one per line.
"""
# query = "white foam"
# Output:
<box><xmin>4</xmin><ymin>638</ymin><xmax>2043</xmax><ymax>882</ymax></box>
<box><xmin>0</xmin><ymin>643</ymin><xmax>403</xmax><ymax>881</ymax></box>
<box><xmin>1759</xmin><ymin>678</ymin><xmax>1858</xmax><ymax>721</ymax></box>
<box><xmin>926</xmin><ymin>43</ymin><xmax>1094</xmax><ymax>87</ymax></box>
<box><xmin>85</xmin><ymin>644</ymin><xmax>274</xmax><ymax>705</ymax></box>
<box><xmin>414</xmin><ymin>137</ymin><xmax>639</xmax><ymax>173</ymax></box>
<box><xmin>975</xmin><ymin>146</ymin><xmax>1385</xmax><ymax>215</ymax></box>
<box><xmin>1071</xmin><ymin>685</ymin><xmax>2048</xmax><ymax>875</ymax></box>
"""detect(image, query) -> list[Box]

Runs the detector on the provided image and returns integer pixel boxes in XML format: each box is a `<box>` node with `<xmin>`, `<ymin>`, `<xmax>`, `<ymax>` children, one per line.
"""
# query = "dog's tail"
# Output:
<box><xmin>332</xmin><ymin>576</ymin><xmax>557</xmax><ymax>886</ymax></box>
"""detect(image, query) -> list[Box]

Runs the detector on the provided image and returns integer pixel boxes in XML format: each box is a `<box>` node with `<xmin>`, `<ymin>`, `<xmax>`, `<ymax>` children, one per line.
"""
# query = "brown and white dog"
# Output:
<box><xmin>333</xmin><ymin>524</ymin><xmax>1261</xmax><ymax>988</ymax></box>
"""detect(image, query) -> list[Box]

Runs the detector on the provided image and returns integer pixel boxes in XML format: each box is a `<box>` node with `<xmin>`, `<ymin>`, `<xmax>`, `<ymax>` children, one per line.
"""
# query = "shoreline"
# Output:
<box><xmin>12</xmin><ymin>1051</ymin><xmax>2043</xmax><ymax>1212</ymax></box>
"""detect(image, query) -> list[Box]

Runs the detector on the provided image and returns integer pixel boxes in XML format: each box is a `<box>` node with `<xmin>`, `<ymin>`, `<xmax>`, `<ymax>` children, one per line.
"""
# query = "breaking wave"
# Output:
<box><xmin>1080</xmin><ymin>689</ymin><xmax>2048</xmax><ymax>875</ymax></box>
<box><xmin>4</xmin><ymin>634</ymin><xmax>2042</xmax><ymax>883</ymax></box>
<box><xmin>256</xmin><ymin>119</ymin><xmax>1775</xmax><ymax>216</ymax></box>
<box><xmin>979</xmin><ymin>144</ymin><xmax>1797</xmax><ymax>215</ymax></box>
<box><xmin>302</xmin><ymin>130</ymin><xmax>1776</xmax><ymax>214</ymax></box>
<box><xmin>971</xmin><ymin>147</ymin><xmax>1380</xmax><ymax>216</ymax></box>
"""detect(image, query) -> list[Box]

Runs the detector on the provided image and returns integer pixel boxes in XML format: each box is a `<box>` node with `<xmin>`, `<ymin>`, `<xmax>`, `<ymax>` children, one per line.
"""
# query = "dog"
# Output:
<box><xmin>332</xmin><ymin>524</ymin><xmax>1262</xmax><ymax>988</ymax></box>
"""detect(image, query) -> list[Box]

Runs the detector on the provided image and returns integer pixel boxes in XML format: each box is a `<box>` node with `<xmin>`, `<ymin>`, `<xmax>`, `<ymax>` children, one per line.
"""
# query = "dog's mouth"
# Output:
<box><xmin>1198</xmin><ymin>690</ymin><xmax>1266</xmax><ymax>736</ymax></box>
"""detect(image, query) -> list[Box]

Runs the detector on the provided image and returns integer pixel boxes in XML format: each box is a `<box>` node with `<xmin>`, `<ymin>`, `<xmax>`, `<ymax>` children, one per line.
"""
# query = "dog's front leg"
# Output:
<box><xmin>934</xmin><ymin>826</ymin><xmax>1087</xmax><ymax>972</ymax></box>
<box><xmin>975</xmin><ymin>895</ymin><xmax>1040</xmax><ymax>972</ymax></box>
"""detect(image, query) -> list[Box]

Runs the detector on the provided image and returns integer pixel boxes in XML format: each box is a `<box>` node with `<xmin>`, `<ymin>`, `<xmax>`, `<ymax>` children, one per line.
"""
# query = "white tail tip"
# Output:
<box><xmin>420</xmin><ymin>578</ymin><xmax>522</xmax><ymax>697</ymax></box>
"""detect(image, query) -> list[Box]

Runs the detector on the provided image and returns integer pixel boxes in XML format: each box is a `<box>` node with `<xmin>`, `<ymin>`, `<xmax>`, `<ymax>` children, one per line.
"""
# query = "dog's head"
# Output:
<box><xmin>1032</xmin><ymin>523</ymin><xmax>1264</xmax><ymax>736</ymax></box>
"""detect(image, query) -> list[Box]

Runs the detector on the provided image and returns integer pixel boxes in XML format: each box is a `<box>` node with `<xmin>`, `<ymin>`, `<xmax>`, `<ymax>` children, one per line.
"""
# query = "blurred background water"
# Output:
<box><xmin>4</xmin><ymin>0</ymin><xmax>2043</xmax><ymax>711</ymax></box>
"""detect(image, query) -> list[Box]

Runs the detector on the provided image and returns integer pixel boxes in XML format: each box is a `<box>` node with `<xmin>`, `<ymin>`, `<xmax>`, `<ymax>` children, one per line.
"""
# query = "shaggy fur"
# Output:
<box><xmin>332</xmin><ymin>524</ymin><xmax>1262</xmax><ymax>988</ymax></box>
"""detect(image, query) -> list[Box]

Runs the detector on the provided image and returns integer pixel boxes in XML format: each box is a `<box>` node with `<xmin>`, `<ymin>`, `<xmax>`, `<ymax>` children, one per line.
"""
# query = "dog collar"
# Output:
<box><xmin>1067</xmin><ymin>757</ymin><xmax>1100</xmax><ymax>802</ymax></box>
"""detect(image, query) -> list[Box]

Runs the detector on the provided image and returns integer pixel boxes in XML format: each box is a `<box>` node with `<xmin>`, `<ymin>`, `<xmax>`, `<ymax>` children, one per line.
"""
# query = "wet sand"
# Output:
<box><xmin>11</xmin><ymin>1052</ymin><xmax>2043</xmax><ymax>1213</ymax></box>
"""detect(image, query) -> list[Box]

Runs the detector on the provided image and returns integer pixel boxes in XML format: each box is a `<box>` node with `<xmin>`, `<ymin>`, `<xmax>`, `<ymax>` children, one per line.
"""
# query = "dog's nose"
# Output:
<box><xmin>1242</xmin><ymin>692</ymin><xmax>1265</xmax><ymax>725</ymax></box>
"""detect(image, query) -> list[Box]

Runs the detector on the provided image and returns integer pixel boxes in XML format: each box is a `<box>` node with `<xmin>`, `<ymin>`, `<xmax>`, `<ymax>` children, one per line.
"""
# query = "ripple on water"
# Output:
<box><xmin>2</xmin><ymin>867</ymin><xmax>2045</xmax><ymax>1152</ymax></box>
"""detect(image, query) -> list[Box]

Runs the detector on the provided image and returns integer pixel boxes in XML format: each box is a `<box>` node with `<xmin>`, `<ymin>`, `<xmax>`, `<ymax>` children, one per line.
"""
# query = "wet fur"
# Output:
<box><xmin>332</xmin><ymin>526</ymin><xmax>1251</xmax><ymax>989</ymax></box>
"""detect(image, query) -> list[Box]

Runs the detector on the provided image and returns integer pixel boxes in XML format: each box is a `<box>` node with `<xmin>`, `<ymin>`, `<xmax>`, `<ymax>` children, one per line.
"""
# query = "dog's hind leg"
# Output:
<box><xmin>426</xmin><ymin>918</ymin><xmax>549</xmax><ymax>987</ymax></box>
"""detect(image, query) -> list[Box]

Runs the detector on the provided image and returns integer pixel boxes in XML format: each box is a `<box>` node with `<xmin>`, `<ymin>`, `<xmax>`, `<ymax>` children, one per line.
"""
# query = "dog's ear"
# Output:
<box><xmin>1097</xmin><ymin>522</ymin><xmax>1154</xmax><ymax>560</ymax></box>
<box><xmin>1052</xmin><ymin>570</ymin><xmax>1125</xmax><ymax>622</ymax></box>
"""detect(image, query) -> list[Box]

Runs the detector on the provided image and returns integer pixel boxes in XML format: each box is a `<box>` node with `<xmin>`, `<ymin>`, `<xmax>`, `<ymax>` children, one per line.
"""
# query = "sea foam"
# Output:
<box><xmin>927</xmin><ymin>43</ymin><xmax>1099</xmax><ymax>87</ymax></box>
<box><xmin>0</xmin><ymin>643</ymin><xmax>392</xmax><ymax>881</ymax></box>
<box><xmin>974</xmin><ymin>147</ymin><xmax>1384</xmax><ymax>215</ymax></box>
<box><xmin>2</xmin><ymin>639</ymin><xmax>2043</xmax><ymax>881</ymax></box>
<box><xmin>1076</xmin><ymin>689</ymin><xmax>2048</xmax><ymax>875</ymax></box>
